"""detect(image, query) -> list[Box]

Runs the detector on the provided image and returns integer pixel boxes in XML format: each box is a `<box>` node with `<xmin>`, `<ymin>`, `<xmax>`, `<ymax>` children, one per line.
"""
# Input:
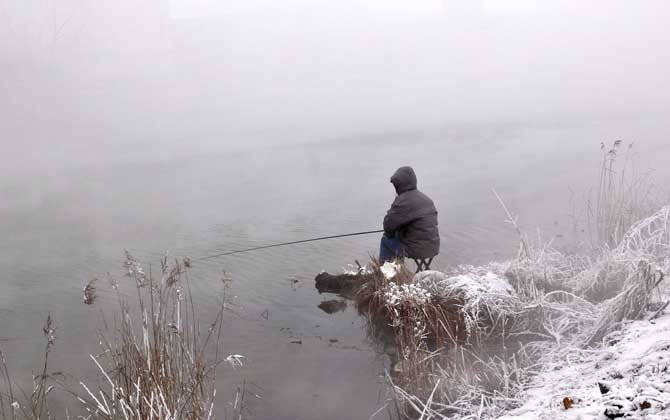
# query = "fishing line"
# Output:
<box><xmin>195</xmin><ymin>229</ymin><xmax>384</xmax><ymax>261</ymax></box>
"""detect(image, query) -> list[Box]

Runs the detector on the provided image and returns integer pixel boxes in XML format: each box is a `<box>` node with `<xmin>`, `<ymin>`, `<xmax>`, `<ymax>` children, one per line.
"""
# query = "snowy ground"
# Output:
<box><xmin>498</xmin><ymin>311</ymin><xmax>670</xmax><ymax>420</ymax></box>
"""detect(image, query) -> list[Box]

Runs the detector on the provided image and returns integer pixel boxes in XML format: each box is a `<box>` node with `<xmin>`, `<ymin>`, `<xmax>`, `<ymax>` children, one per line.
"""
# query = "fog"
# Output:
<box><xmin>2</xmin><ymin>0</ymin><xmax>670</xmax><ymax>174</ymax></box>
<box><xmin>2</xmin><ymin>3</ymin><xmax>670</xmax><ymax>417</ymax></box>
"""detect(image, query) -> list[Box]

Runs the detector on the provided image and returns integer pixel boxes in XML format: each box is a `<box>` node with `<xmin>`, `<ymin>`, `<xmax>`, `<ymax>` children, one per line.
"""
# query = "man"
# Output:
<box><xmin>380</xmin><ymin>166</ymin><xmax>440</xmax><ymax>265</ymax></box>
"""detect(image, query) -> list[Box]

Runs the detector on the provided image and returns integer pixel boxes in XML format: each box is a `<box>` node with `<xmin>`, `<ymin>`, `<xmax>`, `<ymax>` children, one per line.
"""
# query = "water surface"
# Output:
<box><xmin>1</xmin><ymin>119</ymin><xmax>668</xmax><ymax>419</ymax></box>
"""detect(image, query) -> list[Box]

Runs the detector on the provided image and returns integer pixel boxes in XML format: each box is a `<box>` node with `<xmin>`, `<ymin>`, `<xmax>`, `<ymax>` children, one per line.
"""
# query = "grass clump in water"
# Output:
<box><xmin>0</xmin><ymin>252</ymin><xmax>243</xmax><ymax>420</ymax></box>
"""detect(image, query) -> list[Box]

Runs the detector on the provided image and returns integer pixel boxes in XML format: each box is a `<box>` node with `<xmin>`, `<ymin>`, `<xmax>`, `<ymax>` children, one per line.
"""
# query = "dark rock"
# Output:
<box><xmin>598</xmin><ymin>381</ymin><xmax>611</xmax><ymax>395</ymax></box>
<box><xmin>604</xmin><ymin>404</ymin><xmax>625</xmax><ymax>419</ymax></box>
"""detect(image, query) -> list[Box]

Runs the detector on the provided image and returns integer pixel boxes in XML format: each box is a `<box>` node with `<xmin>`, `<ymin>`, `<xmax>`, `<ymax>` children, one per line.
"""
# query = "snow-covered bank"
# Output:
<box><xmin>499</xmin><ymin>312</ymin><xmax>670</xmax><ymax>420</ymax></box>
<box><xmin>352</xmin><ymin>207</ymin><xmax>670</xmax><ymax>420</ymax></box>
<box><xmin>375</xmin><ymin>260</ymin><xmax>669</xmax><ymax>420</ymax></box>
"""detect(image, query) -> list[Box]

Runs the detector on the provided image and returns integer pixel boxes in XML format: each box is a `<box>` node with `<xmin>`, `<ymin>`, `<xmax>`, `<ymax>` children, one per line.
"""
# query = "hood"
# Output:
<box><xmin>390</xmin><ymin>166</ymin><xmax>417</xmax><ymax>194</ymax></box>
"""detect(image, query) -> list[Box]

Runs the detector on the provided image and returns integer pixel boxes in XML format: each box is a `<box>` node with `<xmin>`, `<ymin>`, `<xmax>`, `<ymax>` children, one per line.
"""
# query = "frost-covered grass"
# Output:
<box><xmin>384</xmin><ymin>281</ymin><xmax>432</xmax><ymax>307</ymax></box>
<box><xmin>499</xmin><ymin>312</ymin><xmax>670</xmax><ymax>420</ymax></box>
<box><xmin>361</xmin><ymin>206</ymin><xmax>670</xmax><ymax>420</ymax></box>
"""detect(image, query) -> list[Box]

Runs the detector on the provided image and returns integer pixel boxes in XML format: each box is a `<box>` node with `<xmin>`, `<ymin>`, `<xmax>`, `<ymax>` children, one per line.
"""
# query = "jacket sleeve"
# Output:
<box><xmin>383</xmin><ymin>196</ymin><xmax>414</xmax><ymax>234</ymax></box>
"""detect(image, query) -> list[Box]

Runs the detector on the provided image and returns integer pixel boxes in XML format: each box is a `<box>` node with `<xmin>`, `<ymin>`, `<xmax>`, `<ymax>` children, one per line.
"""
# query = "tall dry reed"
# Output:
<box><xmin>587</xmin><ymin>141</ymin><xmax>658</xmax><ymax>250</ymax></box>
<box><xmin>0</xmin><ymin>315</ymin><xmax>57</xmax><ymax>420</ymax></box>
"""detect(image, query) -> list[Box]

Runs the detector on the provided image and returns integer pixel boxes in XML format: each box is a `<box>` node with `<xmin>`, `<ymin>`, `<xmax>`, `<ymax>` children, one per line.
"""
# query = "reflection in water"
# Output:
<box><xmin>318</xmin><ymin>299</ymin><xmax>348</xmax><ymax>314</ymax></box>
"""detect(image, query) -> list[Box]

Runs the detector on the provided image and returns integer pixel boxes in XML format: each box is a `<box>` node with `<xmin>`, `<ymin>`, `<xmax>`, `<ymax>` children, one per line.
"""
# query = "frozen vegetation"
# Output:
<box><xmin>359</xmin><ymin>205</ymin><xmax>670</xmax><ymax>420</ymax></box>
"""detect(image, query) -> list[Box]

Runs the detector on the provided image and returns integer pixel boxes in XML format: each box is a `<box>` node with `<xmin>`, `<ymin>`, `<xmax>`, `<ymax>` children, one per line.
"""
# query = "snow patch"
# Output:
<box><xmin>498</xmin><ymin>313</ymin><xmax>670</xmax><ymax>420</ymax></box>
<box><xmin>381</xmin><ymin>261</ymin><xmax>401</xmax><ymax>279</ymax></box>
<box><xmin>414</xmin><ymin>270</ymin><xmax>514</xmax><ymax>300</ymax></box>
<box><xmin>384</xmin><ymin>282</ymin><xmax>432</xmax><ymax>307</ymax></box>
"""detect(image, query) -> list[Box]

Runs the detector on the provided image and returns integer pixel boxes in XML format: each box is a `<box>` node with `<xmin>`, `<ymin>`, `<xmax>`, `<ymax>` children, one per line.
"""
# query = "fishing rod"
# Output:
<box><xmin>195</xmin><ymin>229</ymin><xmax>384</xmax><ymax>261</ymax></box>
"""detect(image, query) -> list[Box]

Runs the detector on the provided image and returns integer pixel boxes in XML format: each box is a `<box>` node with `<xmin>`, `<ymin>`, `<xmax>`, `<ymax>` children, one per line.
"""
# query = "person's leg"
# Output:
<box><xmin>379</xmin><ymin>235</ymin><xmax>403</xmax><ymax>262</ymax></box>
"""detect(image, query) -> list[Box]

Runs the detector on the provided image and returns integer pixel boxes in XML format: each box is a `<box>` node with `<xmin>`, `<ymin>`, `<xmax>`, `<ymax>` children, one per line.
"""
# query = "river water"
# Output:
<box><xmin>1</xmin><ymin>118</ymin><xmax>668</xmax><ymax>419</ymax></box>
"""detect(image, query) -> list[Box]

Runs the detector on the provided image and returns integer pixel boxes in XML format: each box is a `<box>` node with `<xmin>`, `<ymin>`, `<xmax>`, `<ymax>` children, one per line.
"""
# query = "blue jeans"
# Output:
<box><xmin>380</xmin><ymin>235</ymin><xmax>403</xmax><ymax>262</ymax></box>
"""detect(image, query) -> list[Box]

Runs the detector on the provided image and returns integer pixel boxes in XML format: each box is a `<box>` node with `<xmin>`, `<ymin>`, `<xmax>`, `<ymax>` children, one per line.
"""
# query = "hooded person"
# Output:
<box><xmin>380</xmin><ymin>166</ymin><xmax>440</xmax><ymax>264</ymax></box>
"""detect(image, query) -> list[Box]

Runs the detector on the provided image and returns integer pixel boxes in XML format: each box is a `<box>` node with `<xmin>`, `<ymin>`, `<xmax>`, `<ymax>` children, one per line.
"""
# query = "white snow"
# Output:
<box><xmin>414</xmin><ymin>270</ymin><xmax>514</xmax><ymax>299</ymax></box>
<box><xmin>384</xmin><ymin>282</ymin><xmax>432</xmax><ymax>307</ymax></box>
<box><xmin>342</xmin><ymin>263</ymin><xmax>373</xmax><ymax>275</ymax></box>
<box><xmin>381</xmin><ymin>261</ymin><xmax>402</xmax><ymax>279</ymax></box>
<box><xmin>498</xmin><ymin>312</ymin><xmax>670</xmax><ymax>420</ymax></box>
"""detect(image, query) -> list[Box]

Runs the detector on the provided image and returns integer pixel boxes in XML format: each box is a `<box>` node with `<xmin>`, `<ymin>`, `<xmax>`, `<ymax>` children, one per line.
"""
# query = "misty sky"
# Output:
<box><xmin>1</xmin><ymin>0</ymin><xmax>669</xmax><ymax>172</ymax></box>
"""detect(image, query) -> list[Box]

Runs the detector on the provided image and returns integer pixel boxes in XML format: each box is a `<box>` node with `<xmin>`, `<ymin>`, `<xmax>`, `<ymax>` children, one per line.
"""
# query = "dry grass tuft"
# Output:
<box><xmin>84</xmin><ymin>278</ymin><xmax>97</xmax><ymax>305</ymax></box>
<box><xmin>77</xmin><ymin>251</ymin><xmax>233</xmax><ymax>420</ymax></box>
<box><xmin>586</xmin><ymin>261</ymin><xmax>664</xmax><ymax>346</ymax></box>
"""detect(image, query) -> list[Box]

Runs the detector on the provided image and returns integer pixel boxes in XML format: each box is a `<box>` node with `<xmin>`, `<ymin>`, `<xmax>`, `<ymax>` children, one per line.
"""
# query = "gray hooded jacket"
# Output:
<box><xmin>383</xmin><ymin>166</ymin><xmax>440</xmax><ymax>259</ymax></box>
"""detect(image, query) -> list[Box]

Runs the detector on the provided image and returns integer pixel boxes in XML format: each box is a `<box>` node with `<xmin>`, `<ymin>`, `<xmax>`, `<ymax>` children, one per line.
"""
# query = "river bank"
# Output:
<box><xmin>325</xmin><ymin>206</ymin><xmax>670</xmax><ymax>419</ymax></box>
